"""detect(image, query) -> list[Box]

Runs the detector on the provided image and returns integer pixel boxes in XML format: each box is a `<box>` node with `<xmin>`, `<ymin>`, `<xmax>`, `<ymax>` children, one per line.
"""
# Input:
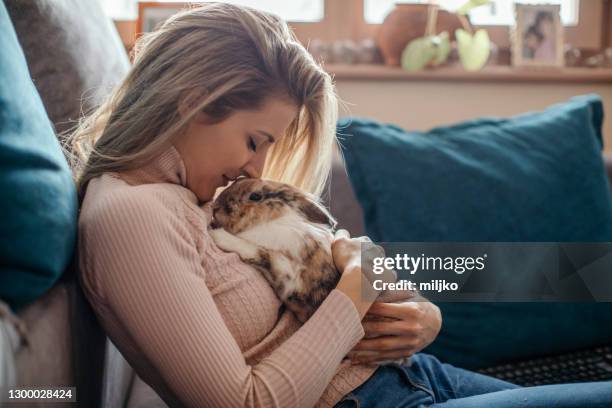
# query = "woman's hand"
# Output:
<box><xmin>332</xmin><ymin>229</ymin><xmax>390</xmax><ymax>318</ymax></box>
<box><xmin>331</xmin><ymin>229</ymin><xmax>391</xmax><ymax>281</ymax></box>
<box><xmin>348</xmin><ymin>297</ymin><xmax>442</xmax><ymax>364</ymax></box>
<box><xmin>330</xmin><ymin>229</ymin><xmax>363</xmax><ymax>274</ymax></box>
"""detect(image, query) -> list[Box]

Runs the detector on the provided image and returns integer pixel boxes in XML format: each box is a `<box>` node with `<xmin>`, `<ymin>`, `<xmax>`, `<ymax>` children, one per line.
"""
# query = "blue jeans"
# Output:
<box><xmin>334</xmin><ymin>353</ymin><xmax>612</xmax><ymax>408</ymax></box>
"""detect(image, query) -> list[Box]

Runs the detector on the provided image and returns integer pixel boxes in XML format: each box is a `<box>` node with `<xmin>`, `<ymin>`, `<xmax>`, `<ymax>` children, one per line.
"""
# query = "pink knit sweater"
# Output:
<box><xmin>78</xmin><ymin>145</ymin><xmax>378</xmax><ymax>408</ymax></box>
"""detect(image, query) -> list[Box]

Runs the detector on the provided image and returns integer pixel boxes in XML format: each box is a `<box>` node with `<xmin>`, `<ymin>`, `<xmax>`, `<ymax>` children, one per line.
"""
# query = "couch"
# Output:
<box><xmin>1</xmin><ymin>2</ymin><xmax>611</xmax><ymax>408</ymax></box>
<box><xmin>1</xmin><ymin>0</ymin><xmax>129</xmax><ymax>407</ymax></box>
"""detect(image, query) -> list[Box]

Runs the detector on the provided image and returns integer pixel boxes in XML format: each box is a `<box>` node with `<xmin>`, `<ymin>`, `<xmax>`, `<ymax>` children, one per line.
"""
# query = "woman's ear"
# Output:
<box><xmin>298</xmin><ymin>197</ymin><xmax>337</xmax><ymax>229</ymax></box>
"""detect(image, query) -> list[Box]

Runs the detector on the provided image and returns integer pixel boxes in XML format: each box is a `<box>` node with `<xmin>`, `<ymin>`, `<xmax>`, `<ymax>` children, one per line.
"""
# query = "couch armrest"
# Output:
<box><xmin>12</xmin><ymin>268</ymin><xmax>106</xmax><ymax>408</ymax></box>
<box><xmin>326</xmin><ymin>151</ymin><xmax>365</xmax><ymax>237</ymax></box>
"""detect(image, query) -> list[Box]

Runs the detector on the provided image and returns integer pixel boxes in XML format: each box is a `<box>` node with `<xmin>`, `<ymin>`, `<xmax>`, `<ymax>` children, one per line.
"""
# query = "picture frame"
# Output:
<box><xmin>511</xmin><ymin>4</ymin><xmax>564</xmax><ymax>68</ymax></box>
<box><xmin>137</xmin><ymin>2</ymin><xmax>191</xmax><ymax>34</ymax></box>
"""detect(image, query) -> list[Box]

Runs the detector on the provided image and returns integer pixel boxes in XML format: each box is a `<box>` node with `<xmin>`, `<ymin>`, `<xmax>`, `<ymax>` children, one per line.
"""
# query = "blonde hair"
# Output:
<box><xmin>66</xmin><ymin>2</ymin><xmax>338</xmax><ymax>201</ymax></box>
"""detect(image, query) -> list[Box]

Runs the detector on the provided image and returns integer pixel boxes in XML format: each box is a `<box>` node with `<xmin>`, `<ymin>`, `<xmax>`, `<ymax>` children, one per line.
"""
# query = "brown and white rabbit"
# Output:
<box><xmin>209</xmin><ymin>178</ymin><xmax>415</xmax><ymax>367</ymax></box>
<box><xmin>208</xmin><ymin>177</ymin><xmax>341</xmax><ymax>323</ymax></box>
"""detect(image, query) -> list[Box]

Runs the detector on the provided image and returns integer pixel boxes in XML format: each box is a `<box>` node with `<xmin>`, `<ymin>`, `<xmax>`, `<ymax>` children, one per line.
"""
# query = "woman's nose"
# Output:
<box><xmin>243</xmin><ymin>153</ymin><xmax>266</xmax><ymax>179</ymax></box>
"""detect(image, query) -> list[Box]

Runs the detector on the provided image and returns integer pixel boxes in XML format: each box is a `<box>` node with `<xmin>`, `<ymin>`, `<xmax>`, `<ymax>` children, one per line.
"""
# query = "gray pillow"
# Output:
<box><xmin>5</xmin><ymin>0</ymin><xmax>130</xmax><ymax>136</ymax></box>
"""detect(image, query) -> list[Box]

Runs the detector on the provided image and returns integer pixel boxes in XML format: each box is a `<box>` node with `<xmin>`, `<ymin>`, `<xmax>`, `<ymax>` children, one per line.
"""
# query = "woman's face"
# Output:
<box><xmin>174</xmin><ymin>95</ymin><xmax>298</xmax><ymax>203</ymax></box>
<box><xmin>539</xmin><ymin>17</ymin><xmax>554</xmax><ymax>37</ymax></box>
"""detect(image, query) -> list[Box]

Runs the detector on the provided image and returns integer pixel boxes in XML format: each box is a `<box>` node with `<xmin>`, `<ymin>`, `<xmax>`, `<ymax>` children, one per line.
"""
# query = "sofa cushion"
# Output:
<box><xmin>338</xmin><ymin>95</ymin><xmax>612</xmax><ymax>368</ymax></box>
<box><xmin>0</xmin><ymin>1</ymin><xmax>77</xmax><ymax>310</ymax></box>
<box><xmin>339</xmin><ymin>95</ymin><xmax>612</xmax><ymax>243</ymax></box>
<box><xmin>5</xmin><ymin>0</ymin><xmax>130</xmax><ymax>136</ymax></box>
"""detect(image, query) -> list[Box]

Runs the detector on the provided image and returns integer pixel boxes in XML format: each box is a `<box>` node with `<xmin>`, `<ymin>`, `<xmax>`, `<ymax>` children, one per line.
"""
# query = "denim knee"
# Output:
<box><xmin>334</xmin><ymin>363</ymin><xmax>435</xmax><ymax>408</ymax></box>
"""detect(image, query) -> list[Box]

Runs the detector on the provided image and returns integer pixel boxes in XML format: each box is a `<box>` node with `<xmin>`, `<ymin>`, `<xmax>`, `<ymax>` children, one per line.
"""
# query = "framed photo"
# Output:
<box><xmin>137</xmin><ymin>2</ymin><xmax>191</xmax><ymax>34</ymax></box>
<box><xmin>512</xmin><ymin>4</ymin><xmax>564</xmax><ymax>68</ymax></box>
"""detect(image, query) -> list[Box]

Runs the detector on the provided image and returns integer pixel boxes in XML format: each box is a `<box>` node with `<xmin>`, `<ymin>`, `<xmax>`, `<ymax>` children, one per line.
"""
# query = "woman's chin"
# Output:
<box><xmin>192</xmin><ymin>178</ymin><xmax>227</xmax><ymax>203</ymax></box>
<box><xmin>194</xmin><ymin>186</ymin><xmax>217</xmax><ymax>204</ymax></box>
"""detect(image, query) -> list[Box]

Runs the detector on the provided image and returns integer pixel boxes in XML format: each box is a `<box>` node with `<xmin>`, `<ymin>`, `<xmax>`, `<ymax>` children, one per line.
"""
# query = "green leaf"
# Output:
<box><xmin>457</xmin><ymin>0</ymin><xmax>491</xmax><ymax>15</ymax></box>
<box><xmin>401</xmin><ymin>36</ymin><xmax>437</xmax><ymax>72</ymax></box>
<box><xmin>432</xmin><ymin>31</ymin><xmax>451</xmax><ymax>66</ymax></box>
<box><xmin>456</xmin><ymin>28</ymin><xmax>490</xmax><ymax>71</ymax></box>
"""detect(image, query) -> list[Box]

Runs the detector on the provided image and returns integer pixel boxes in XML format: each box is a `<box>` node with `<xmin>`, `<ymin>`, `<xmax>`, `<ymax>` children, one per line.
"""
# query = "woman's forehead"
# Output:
<box><xmin>230</xmin><ymin>97</ymin><xmax>298</xmax><ymax>133</ymax></box>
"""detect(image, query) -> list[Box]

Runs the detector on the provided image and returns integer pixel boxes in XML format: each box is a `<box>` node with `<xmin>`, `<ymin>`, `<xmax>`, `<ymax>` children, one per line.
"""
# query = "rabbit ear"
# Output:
<box><xmin>298</xmin><ymin>197</ymin><xmax>337</xmax><ymax>229</ymax></box>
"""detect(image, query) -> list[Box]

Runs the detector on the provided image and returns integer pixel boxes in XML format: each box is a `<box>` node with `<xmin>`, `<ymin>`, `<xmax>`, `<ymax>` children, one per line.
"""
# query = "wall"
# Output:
<box><xmin>335</xmin><ymin>80</ymin><xmax>612</xmax><ymax>154</ymax></box>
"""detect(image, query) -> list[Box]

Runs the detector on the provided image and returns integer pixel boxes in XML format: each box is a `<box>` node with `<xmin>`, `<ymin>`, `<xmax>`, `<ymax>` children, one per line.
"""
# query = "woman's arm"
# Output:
<box><xmin>81</xmin><ymin>190</ymin><xmax>365</xmax><ymax>408</ymax></box>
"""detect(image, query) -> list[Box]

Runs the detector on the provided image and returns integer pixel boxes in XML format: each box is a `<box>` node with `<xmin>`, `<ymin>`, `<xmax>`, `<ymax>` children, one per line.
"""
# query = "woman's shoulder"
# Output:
<box><xmin>79</xmin><ymin>173</ymin><xmax>209</xmax><ymax>237</ymax></box>
<box><xmin>77</xmin><ymin>173</ymin><xmax>216</xmax><ymax>310</ymax></box>
<box><xmin>82</xmin><ymin>173</ymin><xmax>177</xmax><ymax>215</ymax></box>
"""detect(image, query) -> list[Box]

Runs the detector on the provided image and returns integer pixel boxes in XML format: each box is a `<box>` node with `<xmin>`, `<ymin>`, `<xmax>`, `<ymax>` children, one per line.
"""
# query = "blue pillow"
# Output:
<box><xmin>338</xmin><ymin>95</ymin><xmax>612</xmax><ymax>368</ymax></box>
<box><xmin>0</xmin><ymin>2</ymin><xmax>77</xmax><ymax>311</ymax></box>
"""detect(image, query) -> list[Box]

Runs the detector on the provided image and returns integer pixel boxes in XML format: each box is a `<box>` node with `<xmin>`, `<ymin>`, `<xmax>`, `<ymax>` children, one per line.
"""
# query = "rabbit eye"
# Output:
<box><xmin>249</xmin><ymin>192</ymin><xmax>262</xmax><ymax>201</ymax></box>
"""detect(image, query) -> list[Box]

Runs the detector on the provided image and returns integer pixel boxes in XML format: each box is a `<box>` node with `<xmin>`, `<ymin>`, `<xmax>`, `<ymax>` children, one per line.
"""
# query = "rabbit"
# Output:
<box><xmin>209</xmin><ymin>178</ymin><xmax>416</xmax><ymax>367</ymax></box>
<box><xmin>208</xmin><ymin>177</ymin><xmax>341</xmax><ymax>323</ymax></box>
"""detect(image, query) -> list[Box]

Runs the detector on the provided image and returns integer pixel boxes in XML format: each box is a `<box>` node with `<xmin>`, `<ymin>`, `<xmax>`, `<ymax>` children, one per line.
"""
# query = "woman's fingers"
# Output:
<box><xmin>334</xmin><ymin>229</ymin><xmax>350</xmax><ymax>240</ymax></box>
<box><xmin>362</xmin><ymin>319</ymin><xmax>420</xmax><ymax>337</ymax></box>
<box><xmin>353</xmin><ymin>334</ymin><xmax>420</xmax><ymax>352</ymax></box>
<box><xmin>331</xmin><ymin>230</ymin><xmax>360</xmax><ymax>274</ymax></box>
<box><xmin>349</xmin><ymin>349</ymin><xmax>415</xmax><ymax>365</ymax></box>
<box><xmin>366</xmin><ymin>301</ymin><xmax>425</xmax><ymax>320</ymax></box>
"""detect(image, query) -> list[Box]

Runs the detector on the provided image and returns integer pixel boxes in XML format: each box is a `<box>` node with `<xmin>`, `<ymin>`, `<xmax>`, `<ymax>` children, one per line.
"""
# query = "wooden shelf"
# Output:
<box><xmin>325</xmin><ymin>64</ymin><xmax>612</xmax><ymax>83</ymax></box>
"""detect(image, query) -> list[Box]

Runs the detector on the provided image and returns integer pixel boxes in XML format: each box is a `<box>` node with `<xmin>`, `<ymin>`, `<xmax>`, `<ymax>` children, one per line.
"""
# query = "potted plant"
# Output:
<box><xmin>398</xmin><ymin>0</ymin><xmax>493</xmax><ymax>72</ymax></box>
<box><xmin>378</xmin><ymin>2</ymin><xmax>466</xmax><ymax>66</ymax></box>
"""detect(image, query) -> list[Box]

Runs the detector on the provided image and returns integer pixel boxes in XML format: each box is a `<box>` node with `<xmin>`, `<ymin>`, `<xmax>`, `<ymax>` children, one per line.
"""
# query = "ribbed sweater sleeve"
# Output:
<box><xmin>81</xmin><ymin>188</ymin><xmax>365</xmax><ymax>408</ymax></box>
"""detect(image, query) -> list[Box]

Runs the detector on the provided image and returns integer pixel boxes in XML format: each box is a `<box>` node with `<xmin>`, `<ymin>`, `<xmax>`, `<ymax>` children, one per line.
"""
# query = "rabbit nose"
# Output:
<box><xmin>210</xmin><ymin>206</ymin><xmax>220</xmax><ymax>228</ymax></box>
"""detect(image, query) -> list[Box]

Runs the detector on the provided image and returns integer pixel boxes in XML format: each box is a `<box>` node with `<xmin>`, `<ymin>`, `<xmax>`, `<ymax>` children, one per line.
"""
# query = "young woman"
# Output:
<box><xmin>532</xmin><ymin>11</ymin><xmax>556</xmax><ymax>60</ymax></box>
<box><xmin>70</xmin><ymin>3</ymin><xmax>612</xmax><ymax>407</ymax></box>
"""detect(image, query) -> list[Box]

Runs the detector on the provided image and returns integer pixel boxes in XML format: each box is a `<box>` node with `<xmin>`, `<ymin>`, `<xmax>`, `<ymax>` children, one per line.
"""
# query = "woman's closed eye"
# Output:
<box><xmin>248</xmin><ymin>136</ymin><xmax>257</xmax><ymax>152</ymax></box>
